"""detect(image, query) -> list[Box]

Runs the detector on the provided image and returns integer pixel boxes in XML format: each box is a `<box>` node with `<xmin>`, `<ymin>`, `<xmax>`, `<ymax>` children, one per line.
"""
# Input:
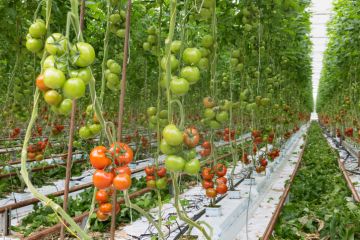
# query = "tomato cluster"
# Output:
<box><xmin>161</xmin><ymin>125</ymin><xmax>201</xmax><ymax>175</ymax></box>
<box><xmin>145</xmin><ymin>166</ymin><xmax>167</xmax><ymax>190</ymax></box>
<box><xmin>143</xmin><ymin>26</ymin><xmax>159</xmax><ymax>55</ymax></box>
<box><xmin>27</xmin><ymin>24</ymin><xmax>96</xmax><ymax>116</ymax></box>
<box><xmin>146</xmin><ymin>107</ymin><xmax>169</xmax><ymax>130</ymax></box>
<box><xmin>267</xmin><ymin>149</ymin><xmax>280</xmax><ymax>161</ymax></box>
<box><xmin>201</xmin><ymin>163</ymin><xmax>228</xmax><ymax>199</ymax></box>
<box><xmin>222</xmin><ymin>128</ymin><xmax>235</xmax><ymax>142</ymax></box>
<box><xmin>26</xmin><ymin>19</ymin><xmax>47</xmax><ymax>55</ymax></box>
<box><xmin>194</xmin><ymin>0</ymin><xmax>214</xmax><ymax>21</ymax></box>
<box><xmin>79</xmin><ymin>105</ymin><xmax>102</xmax><ymax>139</ymax></box>
<box><xmin>51</xmin><ymin>124</ymin><xmax>64</xmax><ymax>135</ymax></box>
<box><xmin>105</xmin><ymin>59</ymin><xmax>122</xmax><ymax>91</ymax></box>
<box><xmin>109</xmin><ymin>9</ymin><xmax>127</xmax><ymax>38</ymax></box>
<box><xmin>9</xmin><ymin>128</ymin><xmax>21</xmax><ymax>139</ymax></box>
<box><xmin>241</xmin><ymin>152</ymin><xmax>250</xmax><ymax>165</ymax></box>
<box><xmin>27</xmin><ymin>139</ymin><xmax>49</xmax><ymax>161</ymax></box>
<box><xmin>345</xmin><ymin>127</ymin><xmax>353</xmax><ymax>137</ymax></box>
<box><xmin>90</xmin><ymin>142</ymin><xmax>133</xmax><ymax>221</ymax></box>
<box><xmin>199</xmin><ymin>140</ymin><xmax>211</xmax><ymax>158</ymax></box>
<box><xmin>201</xmin><ymin>97</ymin><xmax>231</xmax><ymax>130</ymax></box>
<box><xmin>95</xmin><ymin>188</ymin><xmax>120</xmax><ymax>222</ymax></box>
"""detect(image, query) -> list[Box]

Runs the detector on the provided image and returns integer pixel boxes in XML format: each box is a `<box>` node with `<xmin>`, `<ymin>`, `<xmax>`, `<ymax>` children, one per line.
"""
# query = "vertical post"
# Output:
<box><xmin>60</xmin><ymin>1</ymin><xmax>85</xmax><ymax>239</ymax></box>
<box><xmin>110</xmin><ymin>0</ymin><xmax>132</xmax><ymax>239</ymax></box>
<box><xmin>3</xmin><ymin>208</ymin><xmax>11</xmax><ymax>236</ymax></box>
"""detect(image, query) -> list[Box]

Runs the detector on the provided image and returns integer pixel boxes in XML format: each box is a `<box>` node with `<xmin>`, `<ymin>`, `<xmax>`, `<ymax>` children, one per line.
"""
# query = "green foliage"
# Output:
<box><xmin>273</xmin><ymin>123</ymin><xmax>360</xmax><ymax>239</ymax></box>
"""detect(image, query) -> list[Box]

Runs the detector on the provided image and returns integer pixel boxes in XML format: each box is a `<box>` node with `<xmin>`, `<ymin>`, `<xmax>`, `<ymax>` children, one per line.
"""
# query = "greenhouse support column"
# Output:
<box><xmin>110</xmin><ymin>0</ymin><xmax>132</xmax><ymax>239</ymax></box>
<box><xmin>60</xmin><ymin>1</ymin><xmax>85</xmax><ymax>239</ymax></box>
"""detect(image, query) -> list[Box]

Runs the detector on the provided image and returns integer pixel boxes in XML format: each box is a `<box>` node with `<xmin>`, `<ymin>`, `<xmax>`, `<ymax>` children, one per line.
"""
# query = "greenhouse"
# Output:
<box><xmin>0</xmin><ymin>0</ymin><xmax>360</xmax><ymax>239</ymax></box>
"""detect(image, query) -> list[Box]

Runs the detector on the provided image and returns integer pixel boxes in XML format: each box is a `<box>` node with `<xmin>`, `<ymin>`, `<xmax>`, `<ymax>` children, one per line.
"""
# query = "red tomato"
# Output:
<box><xmin>96</xmin><ymin>210</ymin><xmax>109</xmax><ymax>221</ymax></box>
<box><xmin>109</xmin><ymin>142</ymin><xmax>134</xmax><ymax>165</ymax></box>
<box><xmin>113</xmin><ymin>173</ymin><xmax>132</xmax><ymax>190</ymax></box>
<box><xmin>202</xmin><ymin>141</ymin><xmax>211</xmax><ymax>149</ymax></box>
<box><xmin>146</xmin><ymin>175</ymin><xmax>156</xmax><ymax>181</ymax></box>
<box><xmin>200</xmin><ymin>148</ymin><xmax>211</xmax><ymax>158</ymax></box>
<box><xmin>145</xmin><ymin>166</ymin><xmax>155</xmax><ymax>176</ymax></box>
<box><xmin>201</xmin><ymin>167</ymin><xmax>214</xmax><ymax>180</ymax></box>
<box><xmin>260</xmin><ymin>158</ymin><xmax>268</xmax><ymax>167</ymax></box>
<box><xmin>214</xmin><ymin>163</ymin><xmax>227</xmax><ymax>177</ymax></box>
<box><xmin>216</xmin><ymin>183</ymin><xmax>228</xmax><ymax>194</ymax></box>
<box><xmin>113</xmin><ymin>166</ymin><xmax>132</xmax><ymax>176</ymax></box>
<box><xmin>216</xmin><ymin>177</ymin><xmax>227</xmax><ymax>185</ymax></box>
<box><xmin>36</xmin><ymin>75</ymin><xmax>49</xmax><ymax>92</ymax></box>
<box><xmin>202</xmin><ymin>180</ymin><xmax>214</xmax><ymax>189</ymax></box>
<box><xmin>156</xmin><ymin>167</ymin><xmax>167</xmax><ymax>177</ymax></box>
<box><xmin>90</xmin><ymin>146</ymin><xmax>112</xmax><ymax>170</ymax></box>
<box><xmin>93</xmin><ymin>170</ymin><xmax>114</xmax><ymax>189</ymax></box>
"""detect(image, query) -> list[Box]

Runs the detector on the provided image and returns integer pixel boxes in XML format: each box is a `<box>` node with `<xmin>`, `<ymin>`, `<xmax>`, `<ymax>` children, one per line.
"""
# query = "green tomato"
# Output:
<box><xmin>26</xmin><ymin>38</ymin><xmax>43</xmax><ymax>53</ymax></box>
<box><xmin>201</xmin><ymin>35</ymin><xmax>214</xmax><ymax>48</ymax></box>
<box><xmin>149</xmin><ymin>115</ymin><xmax>158</xmax><ymax>124</ymax></box>
<box><xmin>79</xmin><ymin>126</ymin><xmax>92</xmax><ymax>139</ymax></box>
<box><xmin>69</xmin><ymin>67</ymin><xmax>92</xmax><ymax>85</ymax></box>
<box><xmin>159</xmin><ymin>118</ymin><xmax>168</xmax><ymax>127</ymax></box>
<box><xmin>143</xmin><ymin>42</ymin><xmax>151</xmax><ymax>51</ymax></box>
<box><xmin>86</xmin><ymin>104</ymin><xmax>93</xmax><ymax>115</ymax></box>
<box><xmin>165</xmin><ymin>155</ymin><xmax>185</xmax><ymax>172</ymax></box>
<box><xmin>230</xmin><ymin>58</ymin><xmax>239</xmax><ymax>67</ymax></box>
<box><xmin>184</xmin><ymin>158</ymin><xmax>200</xmax><ymax>175</ymax></box>
<box><xmin>232</xmin><ymin>49</ymin><xmax>240</xmax><ymax>58</ymax></box>
<box><xmin>260</xmin><ymin>97</ymin><xmax>270</xmax><ymax>106</ymax></box>
<box><xmin>29</xmin><ymin>19</ymin><xmax>47</xmax><ymax>38</ymax></box>
<box><xmin>71</xmin><ymin>42</ymin><xmax>95</xmax><ymax>67</ymax></box>
<box><xmin>43</xmin><ymin>55</ymin><xmax>56</xmax><ymax>69</ymax></box>
<box><xmin>209</xmin><ymin>120</ymin><xmax>221</xmax><ymax>129</ymax></box>
<box><xmin>170</xmin><ymin>40</ymin><xmax>182</xmax><ymax>53</ymax></box>
<box><xmin>44</xmin><ymin>90</ymin><xmax>62</xmax><ymax>106</ymax></box>
<box><xmin>182</xmin><ymin>48</ymin><xmax>202</xmax><ymax>65</ymax></box>
<box><xmin>199</xmin><ymin>47</ymin><xmax>210</xmax><ymax>57</ymax></box>
<box><xmin>147</xmin><ymin>26</ymin><xmax>157</xmax><ymax>35</ymax></box>
<box><xmin>197</xmin><ymin>58</ymin><xmax>209</xmax><ymax>70</ymax></box>
<box><xmin>147</xmin><ymin>107</ymin><xmax>157</xmax><ymax>116</ymax></box>
<box><xmin>199</xmin><ymin>7</ymin><xmax>211</xmax><ymax>20</ymax></box>
<box><xmin>204</xmin><ymin>108</ymin><xmax>216</xmax><ymax>119</ymax></box>
<box><xmin>162</xmin><ymin>124</ymin><xmax>183</xmax><ymax>146</ymax></box>
<box><xmin>89</xmin><ymin>124</ymin><xmax>101</xmax><ymax>135</ymax></box>
<box><xmin>45</xmin><ymin>33</ymin><xmax>67</xmax><ymax>56</ymax></box>
<box><xmin>216</xmin><ymin>111</ymin><xmax>229</xmax><ymax>123</ymax></box>
<box><xmin>109</xmin><ymin>62</ymin><xmax>121</xmax><ymax>74</ymax></box>
<box><xmin>159</xmin><ymin>110</ymin><xmax>168</xmax><ymax>119</ymax></box>
<box><xmin>73</xmin><ymin>140</ymin><xmax>82</xmax><ymax>148</ymax></box>
<box><xmin>43</xmin><ymin>67</ymin><xmax>66</xmax><ymax>89</ymax></box>
<box><xmin>63</xmin><ymin>78</ymin><xmax>86</xmax><ymax>99</ymax></box>
<box><xmin>180</xmin><ymin>66</ymin><xmax>200</xmax><ymax>84</ymax></box>
<box><xmin>170</xmin><ymin>77</ymin><xmax>189</xmax><ymax>96</ymax></box>
<box><xmin>147</xmin><ymin>34</ymin><xmax>157</xmax><ymax>44</ymax></box>
<box><xmin>156</xmin><ymin>177</ymin><xmax>168</xmax><ymax>190</ymax></box>
<box><xmin>220</xmin><ymin>100</ymin><xmax>232</xmax><ymax>111</ymax></box>
<box><xmin>58</xmin><ymin>99</ymin><xmax>73</xmax><ymax>115</ymax></box>
<box><xmin>109</xmin><ymin>13</ymin><xmax>121</xmax><ymax>24</ymax></box>
<box><xmin>107</xmin><ymin>59</ymin><xmax>116</xmax><ymax>68</ymax></box>
<box><xmin>116</xmin><ymin>29</ymin><xmax>125</xmax><ymax>38</ymax></box>
<box><xmin>202</xmin><ymin>0</ymin><xmax>215</xmax><ymax>8</ymax></box>
<box><xmin>182</xmin><ymin>149</ymin><xmax>197</xmax><ymax>160</ymax></box>
<box><xmin>50</xmin><ymin>105</ymin><xmax>61</xmax><ymax>114</ymax></box>
<box><xmin>106</xmin><ymin>73</ymin><xmax>120</xmax><ymax>85</ymax></box>
<box><xmin>160</xmin><ymin>55</ymin><xmax>179</xmax><ymax>71</ymax></box>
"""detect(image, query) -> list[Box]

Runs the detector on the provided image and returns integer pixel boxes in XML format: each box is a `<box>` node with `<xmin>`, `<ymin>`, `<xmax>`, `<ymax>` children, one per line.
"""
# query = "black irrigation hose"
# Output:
<box><xmin>321</xmin><ymin>125</ymin><xmax>360</xmax><ymax>175</ymax></box>
<box><xmin>172</xmin><ymin>172</ymin><xmax>251</xmax><ymax>240</ymax></box>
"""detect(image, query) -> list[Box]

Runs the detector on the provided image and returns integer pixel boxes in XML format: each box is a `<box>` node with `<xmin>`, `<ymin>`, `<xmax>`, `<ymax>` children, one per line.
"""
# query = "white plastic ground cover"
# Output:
<box><xmin>0</xmin><ymin>134</ymin><xmax>250</xmax><ymax>237</ymax></box>
<box><xmin>114</xmin><ymin>124</ymin><xmax>308</xmax><ymax>240</ymax></box>
<box><xmin>322</xmin><ymin>129</ymin><xmax>360</xmax><ymax>197</ymax></box>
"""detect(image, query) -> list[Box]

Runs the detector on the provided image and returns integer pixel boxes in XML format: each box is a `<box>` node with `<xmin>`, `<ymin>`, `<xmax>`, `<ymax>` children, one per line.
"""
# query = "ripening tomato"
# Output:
<box><xmin>147</xmin><ymin>179</ymin><xmax>156</xmax><ymax>188</ymax></box>
<box><xmin>95</xmin><ymin>189</ymin><xmax>109</xmax><ymax>204</ymax></box>
<box><xmin>146</xmin><ymin>175</ymin><xmax>156</xmax><ymax>181</ymax></box>
<box><xmin>113</xmin><ymin>173</ymin><xmax>132</xmax><ymax>190</ymax></box>
<box><xmin>44</xmin><ymin>90</ymin><xmax>62</xmax><ymax>106</ymax></box>
<box><xmin>202</xmin><ymin>180</ymin><xmax>214</xmax><ymax>189</ymax></box>
<box><xmin>71</xmin><ymin>42</ymin><xmax>96</xmax><ymax>67</ymax></box>
<box><xmin>36</xmin><ymin>75</ymin><xmax>49</xmax><ymax>92</ymax></box>
<box><xmin>93</xmin><ymin>170</ymin><xmax>114</xmax><ymax>189</ymax></box>
<box><xmin>201</xmin><ymin>167</ymin><xmax>214</xmax><ymax>180</ymax></box>
<box><xmin>96</xmin><ymin>210</ymin><xmax>109</xmax><ymax>221</ymax></box>
<box><xmin>109</xmin><ymin>142</ymin><xmax>133</xmax><ymax>165</ymax></box>
<box><xmin>203</xmin><ymin>97</ymin><xmax>216</xmax><ymax>108</ymax></box>
<box><xmin>183</xmin><ymin>127</ymin><xmax>200</xmax><ymax>148</ymax></box>
<box><xmin>206</xmin><ymin>188</ymin><xmax>217</xmax><ymax>198</ymax></box>
<box><xmin>90</xmin><ymin>146</ymin><xmax>112</xmax><ymax>170</ymax></box>
<box><xmin>214</xmin><ymin>163</ymin><xmax>227</xmax><ymax>177</ymax></box>
<box><xmin>216</xmin><ymin>183</ymin><xmax>228</xmax><ymax>194</ymax></box>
